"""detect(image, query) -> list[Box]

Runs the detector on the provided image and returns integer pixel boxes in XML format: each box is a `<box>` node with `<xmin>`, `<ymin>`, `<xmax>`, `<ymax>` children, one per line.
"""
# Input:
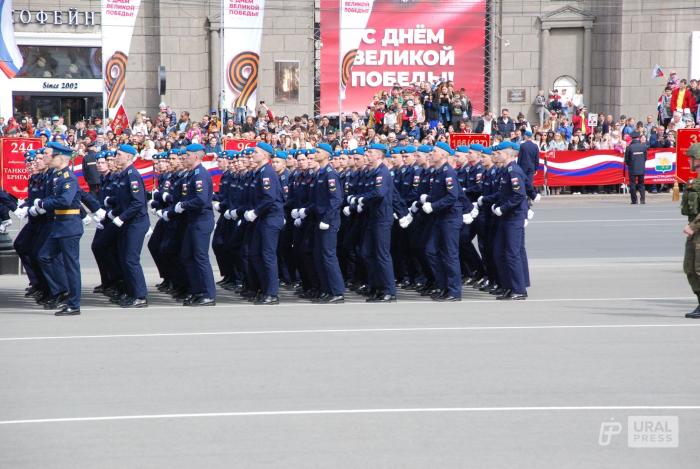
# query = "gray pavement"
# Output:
<box><xmin>1</xmin><ymin>193</ymin><xmax>699</xmax><ymax>468</ymax></box>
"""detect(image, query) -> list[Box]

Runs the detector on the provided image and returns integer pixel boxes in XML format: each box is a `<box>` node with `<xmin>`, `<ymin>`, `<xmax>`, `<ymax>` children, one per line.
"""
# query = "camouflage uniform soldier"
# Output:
<box><xmin>682</xmin><ymin>143</ymin><xmax>700</xmax><ymax>318</ymax></box>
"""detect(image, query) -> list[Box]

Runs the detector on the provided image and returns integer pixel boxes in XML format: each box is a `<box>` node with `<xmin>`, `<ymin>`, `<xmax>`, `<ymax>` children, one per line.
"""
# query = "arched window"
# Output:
<box><xmin>553</xmin><ymin>75</ymin><xmax>579</xmax><ymax>103</ymax></box>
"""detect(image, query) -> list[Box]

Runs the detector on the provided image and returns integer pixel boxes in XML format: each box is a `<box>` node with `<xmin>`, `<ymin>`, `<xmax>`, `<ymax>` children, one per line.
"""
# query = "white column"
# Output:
<box><xmin>540</xmin><ymin>27</ymin><xmax>550</xmax><ymax>92</ymax></box>
<box><xmin>583</xmin><ymin>26</ymin><xmax>592</xmax><ymax>105</ymax></box>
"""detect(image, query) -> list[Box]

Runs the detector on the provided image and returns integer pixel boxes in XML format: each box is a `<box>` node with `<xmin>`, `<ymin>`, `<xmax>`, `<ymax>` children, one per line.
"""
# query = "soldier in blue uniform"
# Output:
<box><xmin>420</xmin><ymin>142</ymin><xmax>463</xmax><ymax>301</ymax></box>
<box><xmin>108</xmin><ymin>144</ymin><xmax>149</xmax><ymax>308</ymax></box>
<box><xmin>247</xmin><ymin>142</ymin><xmax>285</xmax><ymax>304</ymax></box>
<box><xmin>212</xmin><ymin>150</ymin><xmax>234</xmax><ymax>287</ymax></box>
<box><xmin>351</xmin><ymin>143</ymin><xmax>396</xmax><ymax>302</ymax></box>
<box><xmin>174</xmin><ymin>143</ymin><xmax>217</xmax><ymax>306</ymax></box>
<box><xmin>517</xmin><ymin>131</ymin><xmax>542</xmax><ymax>202</ymax></box>
<box><xmin>89</xmin><ymin>151</ymin><xmax>120</xmax><ymax>295</ymax></box>
<box><xmin>491</xmin><ymin>144</ymin><xmax>530</xmax><ymax>300</ymax></box>
<box><xmin>308</xmin><ymin>143</ymin><xmax>345</xmax><ymax>303</ymax></box>
<box><xmin>35</xmin><ymin>142</ymin><xmax>83</xmax><ymax>315</ymax></box>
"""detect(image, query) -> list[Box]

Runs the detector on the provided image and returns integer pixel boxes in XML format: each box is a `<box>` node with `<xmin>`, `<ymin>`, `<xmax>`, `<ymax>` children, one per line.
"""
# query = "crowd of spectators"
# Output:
<box><xmin>0</xmin><ymin>74</ymin><xmax>697</xmax><ymax>194</ymax></box>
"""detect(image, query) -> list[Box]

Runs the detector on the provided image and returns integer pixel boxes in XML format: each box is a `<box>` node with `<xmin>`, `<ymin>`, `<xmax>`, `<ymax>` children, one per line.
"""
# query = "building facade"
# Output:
<box><xmin>4</xmin><ymin>0</ymin><xmax>700</xmax><ymax>125</ymax></box>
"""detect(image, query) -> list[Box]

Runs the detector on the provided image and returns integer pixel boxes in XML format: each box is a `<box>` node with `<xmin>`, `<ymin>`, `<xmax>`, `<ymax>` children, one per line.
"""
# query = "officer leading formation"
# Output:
<box><xmin>4</xmin><ymin>139</ymin><xmax>539</xmax><ymax>315</ymax></box>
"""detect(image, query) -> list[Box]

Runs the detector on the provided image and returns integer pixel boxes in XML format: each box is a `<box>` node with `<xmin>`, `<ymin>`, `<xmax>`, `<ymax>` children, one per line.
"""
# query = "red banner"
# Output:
<box><xmin>320</xmin><ymin>0</ymin><xmax>487</xmax><ymax>115</ymax></box>
<box><xmin>542</xmin><ymin>150</ymin><xmax>624</xmax><ymax>187</ymax></box>
<box><xmin>223</xmin><ymin>139</ymin><xmax>256</xmax><ymax>151</ymax></box>
<box><xmin>0</xmin><ymin>138</ymin><xmax>42</xmax><ymax>199</ymax></box>
<box><xmin>111</xmin><ymin>104</ymin><xmax>130</xmax><ymax>136</ymax></box>
<box><xmin>676</xmin><ymin>129</ymin><xmax>700</xmax><ymax>182</ymax></box>
<box><xmin>449</xmin><ymin>133</ymin><xmax>490</xmax><ymax>149</ymax></box>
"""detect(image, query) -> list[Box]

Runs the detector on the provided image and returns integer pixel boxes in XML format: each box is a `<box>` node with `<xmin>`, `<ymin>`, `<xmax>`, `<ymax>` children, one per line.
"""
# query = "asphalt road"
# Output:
<box><xmin>1</xmin><ymin>194</ymin><xmax>699</xmax><ymax>469</ymax></box>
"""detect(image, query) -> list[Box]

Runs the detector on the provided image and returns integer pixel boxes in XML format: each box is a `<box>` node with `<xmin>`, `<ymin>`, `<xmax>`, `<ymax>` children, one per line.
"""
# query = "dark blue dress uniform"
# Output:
<box><xmin>249</xmin><ymin>144</ymin><xmax>285</xmax><ymax>302</ymax></box>
<box><xmin>109</xmin><ymin>149</ymin><xmax>149</xmax><ymax>302</ymax></box>
<box><xmin>14</xmin><ymin>153</ymin><xmax>45</xmax><ymax>291</ymax></box>
<box><xmin>176</xmin><ymin>154</ymin><xmax>216</xmax><ymax>302</ymax></box>
<box><xmin>625</xmin><ymin>133</ymin><xmax>647</xmax><ymax>204</ymax></box>
<box><xmin>493</xmin><ymin>160</ymin><xmax>530</xmax><ymax>297</ymax></box>
<box><xmin>423</xmin><ymin>160</ymin><xmax>463</xmax><ymax>300</ymax></box>
<box><xmin>37</xmin><ymin>163</ymin><xmax>83</xmax><ymax>311</ymax></box>
<box><xmin>517</xmin><ymin>138</ymin><xmax>540</xmax><ymax>200</ymax></box>
<box><xmin>212</xmin><ymin>152</ymin><xmax>235</xmax><ymax>284</ymax></box>
<box><xmin>91</xmin><ymin>167</ymin><xmax>122</xmax><ymax>291</ymax></box>
<box><xmin>354</xmin><ymin>146</ymin><xmax>396</xmax><ymax>299</ymax></box>
<box><xmin>310</xmin><ymin>157</ymin><xmax>345</xmax><ymax>298</ymax></box>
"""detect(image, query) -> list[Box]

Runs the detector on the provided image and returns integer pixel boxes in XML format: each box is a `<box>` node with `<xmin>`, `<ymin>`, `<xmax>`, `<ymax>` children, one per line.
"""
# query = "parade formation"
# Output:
<box><xmin>1</xmin><ymin>137</ymin><xmax>539</xmax><ymax>315</ymax></box>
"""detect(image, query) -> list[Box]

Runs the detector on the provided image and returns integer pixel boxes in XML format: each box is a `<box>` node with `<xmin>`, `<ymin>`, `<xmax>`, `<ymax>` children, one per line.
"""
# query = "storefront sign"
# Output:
<box><xmin>11</xmin><ymin>9</ymin><xmax>98</xmax><ymax>27</ymax></box>
<box><xmin>10</xmin><ymin>78</ymin><xmax>102</xmax><ymax>93</ymax></box>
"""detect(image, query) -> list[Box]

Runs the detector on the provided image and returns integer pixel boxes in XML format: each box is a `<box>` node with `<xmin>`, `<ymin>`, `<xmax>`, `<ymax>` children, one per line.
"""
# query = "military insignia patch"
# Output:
<box><xmin>63</xmin><ymin>172</ymin><xmax>69</xmax><ymax>179</ymax></box>
<box><xmin>413</xmin><ymin>175</ymin><xmax>420</xmax><ymax>186</ymax></box>
<box><xmin>262</xmin><ymin>177</ymin><xmax>271</xmax><ymax>190</ymax></box>
<box><xmin>128</xmin><ymin>169</ymin><xmax>132</xmax><ymax>174</ymax></box>
<box><xmin>511</xmin><ymin>177</ymin><xmax>520</xmax><ymax>190</ymax></box>
<box><xmin>329</xmin><ymin>178</ymin><xmax>336</xmax><ymax>192</ymax></box>
<box><xmin>476</xmin><ymin>173</ymin><xmax>482</xmax><ymax>181</ymax></box>
<box><xmin>194</xmin><ymin>169</ymin><xmax>200</xmax><ymax>175</ymax></box>
<box><xmin>284</xmin><ymin>186</ymin><xmax>289</xmax><ymax>193</ymax></box>
<box><xmin>196</xmin><ymin>180</ymin><xmax>203</xmax><ymax>192</ymax></box>
<box><xmin>375</xmin><ymin>176</ymin><xmax>383</xmax><ymax>186</ymax></box>
<box><xmin>508</xmin><ymin>166</ymin><xmax>513</xmax><ymax>172</ymax></box>
<box><xmin>165</xmin><ymin>181</ymin><xmax>171</xmax><ymax>189</ymax></box>
<box><xmin>182</xmin><ymin>183</ymin><xmax>188</xmax><ymax>195</ymax></box>
<box><xmin>64</xmin><ymin>183</ymin><xmax>71</xmax><ymax>189</ymax></box>
<box><xmin>131</xmin><ymin>181</ymin><xmax>139</xmax><ymax>192</ymax></box>
<box><xmin>446</xmin><ymin>177</ymin><xmax>453</xmax><ymax>185</ymax></box>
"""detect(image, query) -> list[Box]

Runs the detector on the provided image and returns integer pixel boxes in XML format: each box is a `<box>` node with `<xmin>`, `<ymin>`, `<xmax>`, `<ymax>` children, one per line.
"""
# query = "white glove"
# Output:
<box><xmin>156</xmin><ymin>209</ymin><xmax>163</xmax><ymax>219</ymax></box>
<box><xmin>393</xmin><ymin>213</ymin><xmax>398</xmax><ymax>220</ymax></box>
<box><xmin>477</xmin><ymin>195</ymin><xmax>484</xmax><ymax>206</ymax></box>
<box><xmin>103</xmin><ymin>196</ymin><xmax>111</xmax><ymax>206</ymax></box>
<box><xmin>470</xmin><ymin>203</ymin><xmax>479</xmax><ymax>219</ymax></box>
<box><xmin>524</xmin><ymin>219</ymin><xmax>529</xmax><ymax>228</ymax></box>
<box><xmin>410</xmin><ymin>201</ymin><xmax>419</xmax><ymax>213</ymax></box>
<box><xmin>213</xmin><ymin>201</ymin><xmax>220</xmax><ymax>212</ymax></box>
<box><xmin>147</xmin><ymin>199</ymin><xmax>155</xmax><ymax>209</ymax></box>
<box><xmin>533</xmin><ymin>193</ymin><xmax>541</xmax><ymax>203</ymax></box>
<box><xmin>422</xmin><ymin>202</ymin><xmax>433</xmax><ymax>214</ymax></box>
<box><xmin>244</xmin><ymin>210</ymin><xmax>257</xmax><ymax>222</ymax></box>
<box><xmin>145</xmin><ymin>227</ymin><xmax>153</xmax><ymax>238</ymax></box>
<box><xmin>113</xmin><ymin>216</ymin><xmax>124</xmax><ymax>228</ymax></box>
<box><xmin>231</xmin><ymin>209</ymin><xmax>239</xmax><ymax>220</ymax></box>
<box><xmin>16</xmin><ymin>198</ymin><xmax>25</xmax><ymax>207</ymax></box>
<box><xmin>357</xmin><ymin>204</ymin><xmax>364</xmax><ymax>213</ymax></box>
<box><xmin>13</xmin><ymin>207</ymin><xmax>28</xmax><ymax>219</ymax></box>
<box><xmin>174</xmin><ymin>202</ymin><xmax>184</xmax><ymax>213</ymax></box>
<box><xmin>162</xmin><ymin>192</ymin><xmax>171</xmax><ymax>202</ymax></box>
<box><xmin>82</xmin><ymin>216</ymin><xmax>91</xmax><ymax>226</ymax></box>
<box><xmin>399</xmin><ymin>214</ymin><xmax>413</xmax><ymax>228</ymax></box>
<box><xmin>224</xmin><ymin>209</ymin><xmax>232</xmax><ymax>220</ymax></box>
<box><xmin>319</xmin><ymin>222</ymin><xmax>330</xmax><ymax>230</ymax></box>
<box><xmin>494</xmin><ymin>206</ymin><xmax>503</xmax><ymax>217</ymax></box>
<box><xmin>33</xmin><ymin>198</ymin><xmax>42</xmax><ymax>208</ymax></box>
<box><xmin>343</xmin><ymin>206</ymin><xmax>351</xmax><ymax>217</ymax></box>
<box><xmin>162</xmin><ymin>211</ymin><xmax>170</xmax><ymax>222</ymax></box>
<box><xmin>1</xmin><ymin>219</ymin><xmax>12</xmax><ymax>229</ymax></box>
<box><xmin>283</xmin><ymin>218</ymin><xmax>286</xmax><ymax>226</ymax></box>
<box><xmin>294</xmin><ymin>218</ymin><xmax>302</xmax><ymax>227</ymax></box>
<box><xmin>350</xmin><ymin>196</ymin><xmax>357</xmax><ymax>206</ymax></box>
<box><xmin>108</xmin><ymin>210</ymin><xmax>115</xmax><ymax>220</ymax></box>
<box><xmin>346</xmin><ymin>195</ymin><xmax>353</xmax><ymax>204</ymax></box>
<box><xmin>37</xmin><ymin>206</ymin><xmax>46</xmax><ymax>215</ymax></box>
<box><xmin>28</xmin><ymin>206</ymin><xmax>39</xmax><ymax>217</ymax></box>
<box><xmin>299</xmin><ymin>208</ymin><xmax>307</xmax><ymax>219</ymax></box>
<box><xmin>463</xmin><ymin>213</ymin><xmax>474</xmax><ymax>225</ymax></box>
<box><xmin>95</xmin><ymin>208</ymin><xmax>106</xmax><ymax>221</ymax></box>
<box><xmin>96</xmin><ymin>222</ymin><xmax>104</xmax><ymax>230</ymax></box>
<box><xmin>420</xmin><ymin>194</ymin><xmax>428</xmax><ymax>203</ymax></box>
<box><xmin>291</xmin><ymin>208</ymin><xmax>299</xmax><ymax>219</ymax></box>
<box><xmin>527</xmin><ymin>209</ymin><xmax>534</xmax><ymax>220</ymax></box>
<box><xmin>357</xmin><ymin>197</ymin><xmax>364</xmax><ymax>207</ymax></box>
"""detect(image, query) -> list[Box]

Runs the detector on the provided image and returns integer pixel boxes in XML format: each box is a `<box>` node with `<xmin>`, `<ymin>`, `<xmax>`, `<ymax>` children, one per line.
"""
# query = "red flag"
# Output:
<box><xmin>652</xmin><ymin>64</ymin><xmax>664</xmax><ymax>78</ymax></box>
<box><xmin>111</xmin><ymin>104</ymin><xmax>130</xmax><ymax>135</ymax></box>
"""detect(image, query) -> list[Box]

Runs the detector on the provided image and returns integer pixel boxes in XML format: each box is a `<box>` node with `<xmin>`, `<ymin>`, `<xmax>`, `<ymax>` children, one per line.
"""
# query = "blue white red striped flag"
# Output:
<box><xmin>0</xmin><ymin>0</ymin><xmax>23</xmax><ymax>78</ymax></box>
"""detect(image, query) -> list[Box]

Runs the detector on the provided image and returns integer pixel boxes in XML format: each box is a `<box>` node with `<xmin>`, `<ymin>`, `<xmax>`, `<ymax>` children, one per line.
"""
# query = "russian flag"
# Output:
<box><xmin>0</xmin><ymin>0</ymin><xmax>24</xmax><ymax>78</ymax></box>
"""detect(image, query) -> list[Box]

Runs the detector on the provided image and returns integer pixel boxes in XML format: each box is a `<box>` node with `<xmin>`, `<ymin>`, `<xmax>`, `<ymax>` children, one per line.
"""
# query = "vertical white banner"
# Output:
<box><xmin>101</xmin><ymin>0</ymin><xmax>141</xmax><ymax>118</ymax></box>
<box><xmin>339</xmin><ymin>0</ymin><xmax>373</xmax><ymax>99</ymax></box>
<box><xmin>222</xmin><ymin>0</ymin><xmax>265</xmax><ymax>113</ymax></box>
<box><xmin>691</xmin><ymin>31</ymin><xmax>700</xmax><ymax>83</ymax></box>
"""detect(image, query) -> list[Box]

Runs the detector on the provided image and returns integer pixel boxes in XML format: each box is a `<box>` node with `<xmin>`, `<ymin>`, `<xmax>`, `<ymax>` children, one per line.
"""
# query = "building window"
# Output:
<box><xmin>274</xmin><ymin>61</ymin><xmax>300</xmax><ymax>105</ymax></box>
<box><xmin>18</xmin><ymin>45</ymin><xmax>101</xmax><ymax>79</ymax></box>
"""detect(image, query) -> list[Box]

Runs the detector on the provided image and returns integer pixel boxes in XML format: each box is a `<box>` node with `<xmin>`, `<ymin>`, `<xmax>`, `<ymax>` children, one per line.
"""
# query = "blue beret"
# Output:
<box><xmin>481</xmin><ymin>148</ymin><xmax>493</xmax><ymax>156</ymax></box>
<box><xmin>404</xmin><ymin>145</ymin><xmax>417</xmax><ymax>153</ymax></box>
<box><xmin>390</xmin><ymin>146</ymin><xmax>403</xmax><ymax>155</ymax></box>
<box><xmin>470</xmin><ymin>144</ymin><xmax>485</xmax><ymax>153</ymax></box>
<box><xmin>256</xmin><ymin>142</ymin><xmax>274</xmax><ymax>156</ymax></box>
<box><xmin>168</xmin><ymin>148</ymin><xmax>179</xmax><ymax>156</ymax></box>
<box><xmin>95</xmin><ymin>151</ymin><xmax>106</xmax><ymax>160</ymax></box>
<box><xmin>435</xmin><ymin>141</ymin><xmax>455</xmax><ymax>156</ymax></box>
<box><xmin>332</xmin><ymin>151</ymin><xmax>341</xmax><ymax>158</ymax></box>
<box><xmin>186</xmin><ymin>143</ymin><xmax>205</xmax><ymax>152</ymax></box>
<box><xmin>524</xmin><ymin>131</ymin><xmax>533</xmax><ymax>137</ymax></box>
<box><xmin>104</xmin><ymin>151</ymin><xmax>115</xmax><ymax>158</ymax></box>
<box><xmin>47</xmin><ymin>141</ymin><xmax>74</xmax><ymax>156</ymax></box>
<box><xmin>455</xmin><ymin>145</ymin><xmax>470</xmax><ymax>153</ymax></box>
<box><xmin>118</xmin><ymin>144</ymin><xmax>137</xmax><ymax>156</ymax></box>
<box><xmin>417</xmin><ymin>145</ymin><xmax>433</xmax><ymax>153</ymax></box>
<box><xmin>161</xmin><ymin>151</ymin><xmax>170</xmax><ymax>159</ymax></box>
<box><xmin>36</xmin><ymin>148</ymin><xmax>45</xmax><ymax>154</ymax></box>
<box><xmin>368</xmin><ymin>143</ymin><xmax>388</xmax><ymax>153</ymax></box>
<box><xmin>316</xmin><ymin>143</ymin><xmax>333</xmax><ymax>155</ymax></box>
<box><xmin>351</xmin><ymin>147</ymin><xmax>365</xmax><ymax>156</ymax></box>
<box><xmin>24</xmin><ymin>150</ymin><xmax>36</xmax><ymax>161</ymax></box>
<box><xmin>510</xmin><ymin>142</ymin><xmax>521</xmax><ymax>151</ymax></box>
<box><xmin>275</xmin><ymin>150</ymin><xmax>288</xmax><ymax>160</ymax></box>
<box><xmin>492</xmin><ymin>142</ymin><xmax>507</xmax><ymax>151</ymax></box>
<box><xmin>288</xmin><ymin>149</ymin><xmax>297</xmax><ymax>157</ymax></box>
<box><xmin>224</xmin><ymin>150</ymin><xmax>237</xmax><ymax>160</ymax></box>
<box><xmin>306</xmin><ymin>148</ymin><xmax>317</xmax><ymax>155</ymax></box>
<box><xmin>241</xmin><ymin>147</ymin><xmax>254</xmax><ymax>156</ymax></box>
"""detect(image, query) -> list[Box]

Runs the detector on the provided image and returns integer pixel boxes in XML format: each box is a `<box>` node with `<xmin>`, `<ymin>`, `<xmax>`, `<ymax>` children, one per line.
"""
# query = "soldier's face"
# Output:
<box><xmin>96</xmin><ymin>159</ymin><xmax>108</xmax><ymax>173</ymax></box>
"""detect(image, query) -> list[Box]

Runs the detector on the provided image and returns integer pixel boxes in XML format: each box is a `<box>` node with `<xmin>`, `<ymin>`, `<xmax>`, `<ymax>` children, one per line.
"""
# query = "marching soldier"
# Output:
<box><xmin>682</xmin><ymin>143</ymin><xmax>700</xmax><ymax>318</ymax></box>
<box><xmin>35</xmin><ymin>142</ymin><xmax>83</xmax><ymax>315</ymax></box>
